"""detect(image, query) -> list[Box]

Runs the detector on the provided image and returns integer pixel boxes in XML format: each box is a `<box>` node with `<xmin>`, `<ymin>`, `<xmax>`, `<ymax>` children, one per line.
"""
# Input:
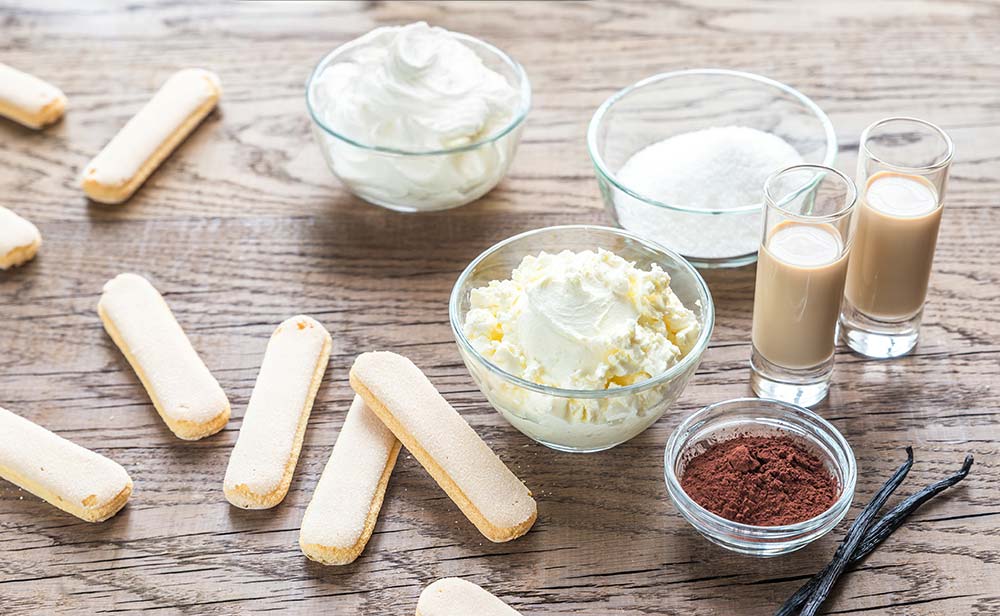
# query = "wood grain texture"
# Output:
<box><xmin>1</xmin><ymin>1</ymin><xmax>998</xmax><ymax>613</ymax></box>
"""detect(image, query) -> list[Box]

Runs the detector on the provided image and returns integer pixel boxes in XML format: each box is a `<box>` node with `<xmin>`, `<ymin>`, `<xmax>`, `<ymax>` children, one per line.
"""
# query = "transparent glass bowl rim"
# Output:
<box><xmin>860</xmin><ymin>116</ymin><xmax>955</xmax><ymax>173</ymax></box>
<box><xmin>764</xmin><ymin>163</ymin><xmax>859</xmax><ymax>225</ymax></box>
<box><xmin>663</xmin><ymin>397</ymin><xmax>858</xmax><ymax>537</ymax></box>
<box><xmin>305</xmin><ymin>30</ymin><xmax>532</xmax><ymax>156</ymax></box>
<box><xmin>448</xmin><ymin>224</ymin><xmax>715</xmax><ymax>399</ymax></box>
<box><xmin>586</xmin><ymin>68</ymin><xmax>838</xmax><ymax>216</ymax></box>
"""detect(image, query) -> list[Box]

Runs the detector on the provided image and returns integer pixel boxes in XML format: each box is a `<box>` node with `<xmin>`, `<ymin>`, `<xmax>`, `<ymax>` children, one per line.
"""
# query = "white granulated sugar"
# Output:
<box><xmin>613</xmin><ymin>126</ymin><xmax>803</xmax><ymax>261</ymax></box>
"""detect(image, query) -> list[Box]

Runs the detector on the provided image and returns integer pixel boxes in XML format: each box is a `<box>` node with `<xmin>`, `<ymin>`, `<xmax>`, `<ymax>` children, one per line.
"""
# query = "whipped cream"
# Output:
<box><xmin>463</xmin><ymin>249</ymin><xmax>702</xmax><ymax>448</ymax></box>
<box><xmin>310</xmin><ymin>22</ymin><xmax>525</xmax><ymax>211</ymax></box>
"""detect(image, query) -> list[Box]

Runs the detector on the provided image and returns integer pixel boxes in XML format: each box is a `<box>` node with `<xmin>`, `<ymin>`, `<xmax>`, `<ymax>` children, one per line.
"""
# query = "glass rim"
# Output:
<box><xmin>448</xmin><ymin>224</ymin><xmax>715</xmax><ymax>399</ymax></box>
<box><xmin>305</xmin><ymin>29</ymin><xmax>532</xmax><ymax>156</ymax></box>
<box><xmin>860</xmin><ymin>116</ymin><xmax>955</xmax><ymax>173</ymax></box>
<box><xmin>763</xmin><ymin>163</ymin><xmax>858</xmax><ymax>223</ymax></box>
<box><xmin>586</xmin><ymin>68</ymin><xmax>838</xmax><ymax>215</ymax></box>
<box><xmin>663</xmin><ymin>397</ymin><xmax>858</xmax><ymax>536</ymax></box>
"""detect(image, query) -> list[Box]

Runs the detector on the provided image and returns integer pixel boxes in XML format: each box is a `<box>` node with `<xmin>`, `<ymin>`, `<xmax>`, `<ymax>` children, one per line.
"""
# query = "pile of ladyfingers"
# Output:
<box><xmin>0</xmin><ymin>63</ymin><xmax>221</xmax><ymax>269</ymax></box>
<box><xmin>1</xmin><ymin>272</ymin><xmax>536</xmax><ymax>559</ymax></box>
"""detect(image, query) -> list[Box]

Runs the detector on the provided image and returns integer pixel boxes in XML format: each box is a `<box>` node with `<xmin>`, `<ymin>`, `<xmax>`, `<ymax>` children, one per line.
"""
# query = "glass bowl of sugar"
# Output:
<box><xmin>588</xmin><ymin>69</ymin><xmax>837</xmax><ymax>269</ymax></box>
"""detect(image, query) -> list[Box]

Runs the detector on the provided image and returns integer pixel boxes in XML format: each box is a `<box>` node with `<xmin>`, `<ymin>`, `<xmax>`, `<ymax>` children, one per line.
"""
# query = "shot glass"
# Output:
<box><xmin>840</xmin><ymin>117</ymin><xmax>954</xmax><ymax>358</ymax></box>
<box><xmin>750</xmin><ymin>165</ymin><xmax>857</xmax><ymax>406</ymax></box>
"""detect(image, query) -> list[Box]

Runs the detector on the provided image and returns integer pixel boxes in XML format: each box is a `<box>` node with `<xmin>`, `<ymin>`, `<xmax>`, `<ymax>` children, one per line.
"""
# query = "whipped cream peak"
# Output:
<box><xmin>465</xmin><ymin>248</ymin><xmax>701</xmax><ymax>394</ymax></box>
<box><xmin>315</xmin><ymin>22</ymin><xmax>521</xmax><ymax>152</ymax></box>
<box><xmin>310</xmin><ymin>22</ymin><xmax>525</xmax><ymax>210</ymax></box>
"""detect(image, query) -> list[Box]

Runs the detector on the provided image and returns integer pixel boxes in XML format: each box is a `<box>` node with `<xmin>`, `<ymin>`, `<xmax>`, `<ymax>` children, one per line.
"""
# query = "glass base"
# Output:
<box><xmin>750</xmin><ymin>347</ymin><xmax>832</xmax><ymax>407</ymax></box>
<box><xmin>685</xmin><ymin>251</ymin><xmax>759</xmax><ymax>270</ymax></box>
<box><xmin>528</xmin><ymin>437</ymin><xmax>620</xmax><ymax>454</ymax></box>
<box><xmin>840</xmin><ymin>301</ymin><xmax>921</xmax><ymax>359</ymax></box>
<box><xmin>351</xmin><ymin>189</ymin><xmax>479</xmax><ymax>213</ymax></box>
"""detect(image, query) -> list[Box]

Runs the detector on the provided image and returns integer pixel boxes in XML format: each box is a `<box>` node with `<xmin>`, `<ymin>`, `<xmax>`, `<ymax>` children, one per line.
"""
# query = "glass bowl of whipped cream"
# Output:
<box><xmin>450</xmin><ymin>225</ymin><xmax>714</xmax><ymax>453</ymax></box>
<box><xmin>306</xmin><ymin>22</ymin><xmax>531</xmax><ymax>212</ymax></box>
<box><xmin>588</xmin><ymin>69</ymin><xmax>837</xmax><ymax>269</ymax></box>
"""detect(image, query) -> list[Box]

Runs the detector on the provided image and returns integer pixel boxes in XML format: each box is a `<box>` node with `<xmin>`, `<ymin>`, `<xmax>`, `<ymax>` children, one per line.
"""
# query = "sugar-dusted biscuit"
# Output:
<box><xmin>349</xmin><ymin>351</ymin><xmax>536</xmax><ymax>543</ymax></box>
<box><xmin>0</xmin><ymin>206</ymin><xmax>41</xmax><ymax>270</ymax></box>
<box><xmin>0</xmin><ymin>63</ymin><xmax>66</xmax><ymax>129</ymax></box>
<box><xmin>416</xmin><ymin>578</ymin><xmax>522</xmax><ymax>616</ymax></box>
<box><xmin>98</xmin><ymin>273</ymin><xmax>230</xmax><ymax>440</ymax></box>
<box><xmin>81</xmin><ymin>68</ymin><xmax>221</xmax><ymax>204</ymax></box>
<box><xmin>299</xmin><ymin>395</ymin><xmax>401</xmax><ymax>565</ymax></box>
<box><xmin>224</xmin><ymin>315</ymin><xmax>332</xmax><ymax>509</ymax></box>
<box><xmin>0</xmin><ymin>406</ymin><xmax>132</xmax><ymax>522</ymax></box>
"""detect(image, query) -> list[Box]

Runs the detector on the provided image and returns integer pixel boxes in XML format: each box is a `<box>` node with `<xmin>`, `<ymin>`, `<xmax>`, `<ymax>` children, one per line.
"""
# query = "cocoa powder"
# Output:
<box><xmin>680</xmin><ymin>435</ymin><xmax>838</xmax><ymax>526</ymax></box>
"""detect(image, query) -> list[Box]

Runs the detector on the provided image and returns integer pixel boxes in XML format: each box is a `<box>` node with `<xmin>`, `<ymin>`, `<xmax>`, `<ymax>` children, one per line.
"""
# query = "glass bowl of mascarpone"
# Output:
<box><xmin>588</xmin><ymin>69</ymin><xmax>837</xmax><ymax>269</ymax></box>
<box><xmin>306</xmin><ymin>22</ymin><xmax>530</xmax><ymax>213</ymax></box>
<box><xmin>450</xmin><ymin>225</ymin><xmax>714</xmax><ymax>453</ymax></box>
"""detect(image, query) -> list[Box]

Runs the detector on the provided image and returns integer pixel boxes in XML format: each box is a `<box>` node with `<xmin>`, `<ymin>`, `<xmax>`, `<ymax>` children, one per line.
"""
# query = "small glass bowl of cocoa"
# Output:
<box><xmin>664</xmin><ymin>398</ymin><xmax>856</xmax><ymax>557</ymax></box>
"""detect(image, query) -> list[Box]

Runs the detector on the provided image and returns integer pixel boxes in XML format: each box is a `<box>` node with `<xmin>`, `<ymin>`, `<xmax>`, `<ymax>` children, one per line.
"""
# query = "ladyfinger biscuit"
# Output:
<box><xmin>0</xmin><ymin>63</ymin><xmax>66</xmax><ymax>129</ymax></box>
<box><xmin>299</xmin><ymin>395</ymin><xmax>401</xmax><ymax>565</ymax></box>
<box><xmin>0</xmin><ymin>406</ymin><xmax>132</xmax><ymax>522</ymax></box>
<box><xmin>98</xmin><ymin>273</ymin><xmax>230</xmax><ymax>440</ymax></box>
<box><xmin>224</xmin><ymin>316</ymin><xmax>332</xmax><ymax>509</ymax></box>
<box><xmin>349</xmin><ymin>351</ymin><xmax>536</xmax><ymax>543</ymax></box>
<box><xmin>81</xmin><ymin>68</ymin><xmax>220</xmax><ymax>204</ymax></box>
<box><xmin>0</xmin><ymin>206</ymin><xmax>41</xmax><ymax>270</ymax></box>
<box><xmin>416</xmin><ymin>578</ymin><xmax>522</xmax><ymax>616</ymax></box>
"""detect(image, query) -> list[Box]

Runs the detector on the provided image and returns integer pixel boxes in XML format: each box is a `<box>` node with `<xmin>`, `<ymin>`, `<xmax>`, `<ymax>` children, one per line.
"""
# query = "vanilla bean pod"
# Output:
<box><xmin>777</xmin><ymin>451</ymin><xmax>973</xmax><ymax>616</ymax></box>
<box><xmin>797</xmin><ymin>447</ymin><xmax>913</xmax><ymax>616</ymax></box>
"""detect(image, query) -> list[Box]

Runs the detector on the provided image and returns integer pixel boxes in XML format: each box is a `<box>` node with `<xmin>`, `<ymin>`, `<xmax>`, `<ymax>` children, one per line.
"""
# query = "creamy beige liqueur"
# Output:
<box><xmin>845</xmin><ymin>171</ymin><xmax>942</xmax><ymax>320</ymax></box>
<box><xmin>753</xmin><ymin>221</ymin><xmax>849</xmax><ymax>369</ymax></box>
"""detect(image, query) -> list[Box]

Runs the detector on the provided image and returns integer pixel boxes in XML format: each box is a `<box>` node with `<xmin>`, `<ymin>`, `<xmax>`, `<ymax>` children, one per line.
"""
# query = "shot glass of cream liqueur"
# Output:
<box><xmin>840</xmin><ymin>117</ymin><xmax>954</xmax><ymax>358</ymax></box>
<box><xmin>751</xmin><ymin>165</ymin><xmax>857</xmax><ymax>406</ymax></box>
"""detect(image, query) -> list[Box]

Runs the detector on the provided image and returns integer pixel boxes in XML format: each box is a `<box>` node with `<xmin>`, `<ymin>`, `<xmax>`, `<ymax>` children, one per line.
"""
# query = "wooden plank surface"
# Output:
<box><xmin>1</xmin><ymin>1</ymin><xmax>998</xmax><ymax>613</ymax></box>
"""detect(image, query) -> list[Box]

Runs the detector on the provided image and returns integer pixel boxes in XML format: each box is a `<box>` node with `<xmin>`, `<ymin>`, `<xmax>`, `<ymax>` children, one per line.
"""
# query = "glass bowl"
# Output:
<box><xmin>588</xmin><ymin>69</ymin><xmax>837</xmax><ymax>268</ymax></box>
<box><xmin>664</xmin><ymin>398</ymin><xmax>856</xmax><ymax>557</ymax></box>
<box><xmin>449</xmin><ymin>225</ymin><xmax>714</xmax><ymax>453</ymax></box>
<box><xmin>306</xmin><ymin>31</ymin><xmax>530</xmax><ymax>213</ymax></box>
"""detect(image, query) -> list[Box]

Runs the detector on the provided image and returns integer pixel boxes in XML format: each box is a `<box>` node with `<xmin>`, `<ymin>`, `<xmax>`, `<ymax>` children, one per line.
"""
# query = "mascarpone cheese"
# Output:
<box><xmin>310</xmin><ymin>22</ymin><xmax>525</xmax><ymax>211</ymax></box>
<box><xmin>463</xmin><ymin>249</ymin><xmax>701</xmax><ymax>444</ymax></box>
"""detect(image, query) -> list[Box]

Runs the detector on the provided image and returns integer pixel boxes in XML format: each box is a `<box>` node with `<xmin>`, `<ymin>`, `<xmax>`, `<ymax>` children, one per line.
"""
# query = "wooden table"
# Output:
<box><xmin>2</xmin><ymin>1</ymin><xmax>997</xmax><ymax>613</ymax></box>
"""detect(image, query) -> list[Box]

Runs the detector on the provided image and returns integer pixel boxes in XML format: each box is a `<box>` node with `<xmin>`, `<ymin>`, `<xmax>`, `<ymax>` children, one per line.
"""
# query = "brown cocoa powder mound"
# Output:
<box><xmin>679</xmin><ymin>435</ymin><xmax>838</xmax><ymax>526</ymax></box>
